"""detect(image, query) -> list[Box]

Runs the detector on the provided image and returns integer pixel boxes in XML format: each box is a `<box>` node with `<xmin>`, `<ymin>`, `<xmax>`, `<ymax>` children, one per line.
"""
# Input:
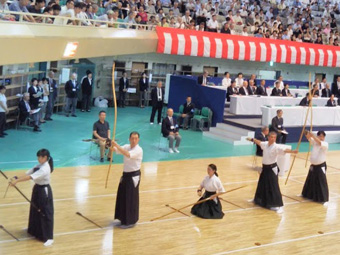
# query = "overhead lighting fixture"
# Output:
<box><xmin>63</xmin><ymin>42</ymin><xmax>79</xmax><ymax>58</ymax></box>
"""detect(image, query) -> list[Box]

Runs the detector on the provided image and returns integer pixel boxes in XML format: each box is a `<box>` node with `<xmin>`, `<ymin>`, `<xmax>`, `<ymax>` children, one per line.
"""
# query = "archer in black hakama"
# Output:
<box><xmin>302</xmin><ymin>163</ymin><xmax>329</xmax><ymax>202</ymax></box>
<box><xmin>115</xmin><ymin>170</ymin><xmax>141</xmax><ymax>225</ymax></box>
<box><xmin>191</xmin><ymin>191</ymin><xmax>224</xmax><ymax>219</ymax></box>
<box><xmin>28</xmin><ymin>183</ymin><xmax>54</xmax><ymax>242</ymax></box>
<box><xmin>254</xmin><ymin>163</ymin><xmax>283</xmax><ymax>208</ymax></box>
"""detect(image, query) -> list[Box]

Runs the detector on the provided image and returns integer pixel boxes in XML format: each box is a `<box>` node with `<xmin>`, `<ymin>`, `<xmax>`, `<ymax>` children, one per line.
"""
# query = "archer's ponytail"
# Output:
<box><xmin>37</xmin><ymin>149</ymin><xmax>54</xmax><ymax>173</ymax></box>
<box><xmin>48</xmin><ymin>156</ymin><xmax>54</xmax><ymax>173</ymax></box>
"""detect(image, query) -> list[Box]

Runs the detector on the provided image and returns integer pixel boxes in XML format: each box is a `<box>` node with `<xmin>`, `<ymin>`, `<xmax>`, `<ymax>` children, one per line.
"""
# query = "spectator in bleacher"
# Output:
<box><xmin>138</xmin><ymin>6</ymin><xmax>147</xmax><ymax>24</ymax></box>
<box><xmin>52</xmin><ymin>4</ymin><xmax>61</xmax><ymax>17</ymax></box>
<box><xmin>271</xmin><ymin>81</ymin><xmax>282</xmax><ymax>97</ymax></box>
<box><xmin>162</xmin><ymin>108</ymin><xmax>181</xmax><ymax>153</ymax></box>
<box><xmin>256</xmin><ymin>79</ymin><xmax>267</xmax><ymax>96</ymax></box>
<box><xmin>65</xmin><ymin>73</ymin><xmax>78</xmax><ymax>117</ymax></box>
<box><xmin>81</xmin><ymin>70</ymin><xmax>93</xmax><ymax>112</ymax></box>
<box><xmin>9</xmin><ymin>0</ymin><xmax>36</xmax><ymax>22</ymax></box>
<box><xmin>160</xmin><ymin>16</ymin><xmax>169</xmax><ymax>27</ymax></box>
<box><xmin>0</xmin><ymin>0</ymin><xmax>16</xmax><ymax>20</ymax></box>
<box><xmin>124</xmin><ymin>11</ymin><xmax>136</xmax><ymax>28</ymax></box>
<box><xmin>139</xmin><ymin>72</ymin><xmax>148</xmax><ymax>108</ymax></box>
<box><xmin>27</xmin><ymin>0</ymin><xmax>45</xmax><ymax>23</ymax></box>
<box><xmin>235</xmin><ymin>72</ymin><xmax>244</xmax><ymax>87</ymax></box>
<box><xmin>222</xmin><ymin>72</ymin><xmax>231</xmax><ymax>88</ymax></box>
<box><xmin>197</xmin><ymin>70</ymin><xmax>208</xmax><ymax>86</ymax></box>
<box><xmin>196</xmin><ymin>21</ymin><xmax>205</xmax><ymax>31</ymax></box>
<box><xmin>150</xmin><ymin>81</ymin><xmax>164</xmax><ymax>125</ymax></box>
<box><xmin>239</xmin><ymin>81</ymin><xmax>253</xmax><ymax>96</ymax></box>
<box><xmin>227</xmin><ymin>80</ymin><xmax>239</xmax><ymax>102</ymax></box>
<box><xmin>220</xmin><ymin>22</ymin><xmax>231</xmax><ymax>34</ymax></box>
<box><xmin>97</xmin><ymin>9</ymin><xmax>117</xmax><ymax>27</ymax></box>
<box><xmin>326</xmin><ymin>94</ymin><xmax>337</xmax><ymax>107</ymax></box>
<box><xmin>19</xmin><ymin>92</ymin><xmax>41</xmax><ymax>132</ymax></box>
<box><xmin>104</xmin><ymin>0</ymin><xmax>115</xmax><ymax>13</ymax></box>
<box><xmin>322</xmin><ymin>84</ymin><xmax>331</xmax><ymax>98</ymax></box>
<box><xmin>0</xmin><ymin>85</ymin><xmax>8</xmax><ymax>138</ymax></box>
<box><xmin>207</xmin><ymin>14</ymin><xmax>218</xmax><ymax>32</ymax></box>
<box><xmin>282</xmin><ymin>84</ymin><xmax>292</xmax><ymax>97</ymax></box>
<box><xmin>178</xmin><ymin>96</ymin><xmax>195</xmax><ymax>130</ymax></box>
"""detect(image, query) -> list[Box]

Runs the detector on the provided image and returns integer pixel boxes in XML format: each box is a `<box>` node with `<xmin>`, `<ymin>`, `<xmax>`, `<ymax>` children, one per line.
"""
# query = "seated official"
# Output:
<box><xmin>239</xmin><ymin>81</ymin><xmax>253</xmax><ymax>95</ymax></box>
<box><xmin>198</xmin><ymin>70</ymin><xmax>209</xmax><ymax>86</ymax></box>
<box><xmin>282</xmin><ymin>83</ymin><xmax>292</xmax><ymax>97</ymax></box>
<box><xmin>311</xmin><ymin>84</ymin><xmax>320</xmax><ymax>97</ymax></box>
<box><xmin>271</xmin><ymin>109</ymin><xmax>287</xmax><ymax>144</ymax></box>
<box><xmin>93</xmin><ymin>111</ymin><xmax>111</xmax><ymax>162</ymax></box>
<box><xmin>19</xmin><ymin>93</ymin><xmax>41</xmax><ymax>132</ymax></box>
<box><xmin>255</xmin><ymin>126</ymin><xmax>269</xmax><ymax>156</ymax></box>
<box><xmin>162</xmin><ymin>108</ymin><xmax>181</xmax><ymax>154</ymax></box>
<box><xmin>256</xmin><ymin>79</ymin><xmax>267</xmax><ymax>96</ymax></box>
<box><xmin>299</xmin><ymin>93</ymin><xmax>311</xmax><ymax>106</ymax></box>
<box><xmin>248</xmin><ymin>80</ymin><xmax>257</xmax><ymax>94</ymax></box>
<box><xmin>227</xmin><ymin>80</ymin><xmax>239</xmax><ymax>102</ymax></box>
<box><xmin>322</xmin><ymin>84</ymin><xmax>332</xmax><ymax>98</ymax></box>
<box><xmin>326</xmin><ymin>94</ymin><xmax>337</xmax><ymax>107</ymax></box>
<box><xmin>271</xmin><ymin>81</ymin><xmax>282</xmax><ymax>96</ymax></box>
<box><xmin>178</xmin><ymin>96</ymin><xmax>195</xmax><ymax>130</ymax></box>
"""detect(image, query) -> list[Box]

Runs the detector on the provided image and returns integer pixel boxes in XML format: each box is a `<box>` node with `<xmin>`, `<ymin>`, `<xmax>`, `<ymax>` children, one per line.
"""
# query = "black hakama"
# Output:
<box><xmin>115</xmin><ymin>170</ymin><xmax>141</xmax><ymax>225</ymax></box>
<box><xmin>302</xmin><ymin>162</ymin><xmax>329</xmax><ymax>202</ymax></box>
<box><xmin>191</xmin><ymin>191</ymin><xmax>224</xmax><ymax>219</ymax></box>
<box><xmin>28</xmin><ymin>184</ymin><xmax>54</xmax><ymax>241</ymax></box>
<box><xmin>254</xmin><ymin>163</ymin><xmax>283</xmax><ymax>208</ymax></box>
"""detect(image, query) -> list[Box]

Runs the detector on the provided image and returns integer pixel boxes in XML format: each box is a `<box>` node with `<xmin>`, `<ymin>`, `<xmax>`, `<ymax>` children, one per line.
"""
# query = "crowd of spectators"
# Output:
<box><xmin>1</xmin><ymin>0</ymin><xmax>340</xmax><ymax>45</ymax></box>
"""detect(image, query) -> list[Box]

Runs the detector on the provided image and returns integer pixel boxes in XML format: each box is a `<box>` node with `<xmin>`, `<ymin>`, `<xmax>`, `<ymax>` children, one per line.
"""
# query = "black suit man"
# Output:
<box><xmin>150</xmin><ymin>81</ymin><xmax>164</xmax><ymax>124</ymax></box>
<box><xmin>28</xmin><ymin>78</ymin><xmax>42</xmax><ymax>110</ymax></box>
<box><xmin>271</xmin><ymin>109</ymin><xmax>287</xmax><ymax>144</ymax></box>
<box><xmin>255</xmin><ymin>127</ymin><xmax>269</xmax><ymax>156</ymax></box>
<box><xmin>178</xmin><ymin>96</ymin><xmax>195</xmax><ymax>129</ymax></box>
<box><xmin>198</xmin><ymin>71</ymin><xmax>209</xmax><ymax>86</ymax></box>
<box><xmin>19</xmin><ymin>93</ymin><xmax>40</xmax><ymax>132</ymax></box>
<box><xmin>326</xmin><ymin>95</ymin><xmax>337</xmax><ymax>107</ymax></box>
<box><xmin>239</xmin><ymin>82</ymin><xmax>253</xmax><ymax>95</ymax></box>
<box><xmin>119</xmin><ymin>72</ymin><xmax>129</xmax><ymax>108</ymax></box>
<box><xmin>65</xmin><ymin>73</ymin><xmax>79</xmax><ymax>117</ymax></box>
<box><xmin>139</xmin><ymin>73</ymin><xmax>148</xmax><ymax>108</ymax></box>
<box><xmin>271</xmin><ymin>81</ymin><xmax>282</xmax><ymax>96</ymax></box>
<box><xmin>227</xmin><ymin>81</ymin><xmax>239</xmax><ymax>101</ymax></box>
<box><xmin>256</xmin><ymin>80</ymin><xmax>267</xmax><ymax>96</ymax></box>
<box><xmin>299</xmin><ymin>93</ymin><xmax>310</xmax><ymax>106</ymax></box>
<box><xmin>162</xmin><ymin>108</ymin><xmax>181</xmax><ymax>153</ymax></box>
<box><xmin>282</xmin><ymin>84</ymin><xmax>292</xmax><ymax>97</ymax></box>
<box><xmin>45</xmin><ymin>70</ymin><xmax>58</xmax><ymax>120</ymax></box>
<box><xmin>331</xmin><ymin>77</ymin><xmax>340</xmax><ymax>97</ymax></box>
<box><xmin>81</xmin><ymin>70</ymin><xmax>93</xmax><ymax>112</ymax></box>
<box><xmin>322</xmin><ymin>85</ymin><xmax>331</xmax><ymax>98</ymax></box>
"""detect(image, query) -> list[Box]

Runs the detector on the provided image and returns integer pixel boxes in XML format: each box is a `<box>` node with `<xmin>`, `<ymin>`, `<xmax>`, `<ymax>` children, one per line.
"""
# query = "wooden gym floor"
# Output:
<box><xmin>1</xmin><ymin>152</ymin><xmax>340</xmax><ymax>255</ymax></box>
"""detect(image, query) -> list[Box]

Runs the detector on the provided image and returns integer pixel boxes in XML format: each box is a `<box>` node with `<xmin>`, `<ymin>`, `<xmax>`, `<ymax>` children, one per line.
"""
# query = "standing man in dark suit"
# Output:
<box><xmin>331</xmin><ymin>76</ymin><xmax>340</xmax><ymax>97</ymax></box>
<box><xmin>118</xmin><ymin>71</ymin><xmax>129</xmax><ymax>108</ymax></box>
<box><xmin>326</xmin><ymin>94</ymin><xmax>337</xmax><ymax>107</ymax></box>
<box><xmin>255</xmin><ymin>126</ymin><xmax>269</xmax><ymax>156</ymax></box>
<box><xmin>299</xmin><ymin>93</ymin><xmax>311</xmax><ymax>106</ymax></box>
<box><xmin>65</xmin><ymin>73</ymin><xmax>78</xmax><ymax>117</ymax></box>
<box><xmin>150</xmin><ymin>81</ymin><xmax>164</xmax><ymax>125</ymax></box>
<box><xmin>178</xmin><ymin>96</ymin><xmax>195</xmax><ymax>130</ymax></box>
<box><xmin>282</xmin><ymin>83</ymin><xmax>292</xmax><ymax>97</ymax></box>
<box><xmin>271</xmin><ymin>109</ymin><xmax>287</xmax><ymax>144</ymax></box>
<box><xmin>28</xmin><ymin>78</ymin><xmax>42</xmax><ymax>111</ymax></box>
<box><xmin>197</xmin><ymin>70</ymin><xmax>209</xmax><ymax>86</ymax></box>
<box><xmin>139</xmin><ymin>72</ymin><xmax>148</xmax><ymax>108</ymax></box>
<box><xmin>162</xmin><ymin>108</ymin><xmax>181</xmax><ymax>153</ymax></box>
<box><xmin>227</xmin><ymin>80</ymin><xmax>239</xmax><ymax>101</ymax></box>
<box><xmin>271</xmin><ymin>81</ymin><xmax>282</xmax><ymax>96</ymax></box>
<box><xmin>81</xmin><ymin>70</ymin><xmax>93</xmax><ymax>112</ymax></box>
<box><xmin>322</xmin><ymin>84</ymin><xmax>331</xmax><ymax>97</ymax></box>
<box><xmin>256</xmin><ymin>79</ymin><xmax>267</xmax><ymax>96</ymax></box>
<box><xmin>45</xmin><ymin>70</ymin><xmax>57</xmax><ymax>120</ymax></box>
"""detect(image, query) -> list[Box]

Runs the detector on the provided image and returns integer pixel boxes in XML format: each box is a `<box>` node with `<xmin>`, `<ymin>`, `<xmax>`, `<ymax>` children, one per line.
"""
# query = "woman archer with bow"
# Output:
<box><xmin>9</xmin><ymin>149</ymin><xmax>54</xmax><ymax>246</ymax></box>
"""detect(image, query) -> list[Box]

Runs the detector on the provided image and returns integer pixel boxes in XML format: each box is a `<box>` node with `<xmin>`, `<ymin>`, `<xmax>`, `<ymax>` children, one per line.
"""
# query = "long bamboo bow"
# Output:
<box><xmin>105</xmin><ymin>62</ymin><xmax>118</xmax><ymax>189</ymax></box>
<box><xmin>285</xmin><ymin>72</ymin><xmax>313</xmax><ymax>185</ymax></box>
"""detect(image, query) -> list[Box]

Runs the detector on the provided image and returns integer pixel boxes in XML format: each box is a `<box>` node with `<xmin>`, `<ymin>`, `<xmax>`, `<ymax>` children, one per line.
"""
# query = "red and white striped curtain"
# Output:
<box><xmin>156</xmin><ymin>27</ymin><xmax>340</xmax><ymax>68</ymax></box>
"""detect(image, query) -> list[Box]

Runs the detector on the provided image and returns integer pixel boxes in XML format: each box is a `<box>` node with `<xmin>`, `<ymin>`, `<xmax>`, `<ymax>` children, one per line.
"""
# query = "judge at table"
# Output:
<box><xmin>326</xmin><ymin>94</ymin><xmax>337</xmax><ymax>107</ymax></box>
<box><xmin>256</xmin><ymin>80</ymin><xmax>267</xmax><ymax>96</ymax></box>
<box><xmin>271</xmin><ymin>109</ymin><xmax>287</xmax><ymax>144</ymax></box>
<box><xmin>271</xmin><ymin>81</ymin><xmax>282</xmax><ymax>96</ymax></box>
<box><xmin>311</xmin><ymin>84</ymin><xmax>320</xmax><ymax>97</ymax></box>
<box><xmin>227</xmin><ymin>80</ymin><xmax>239</xmax><ymax>102</ymax></box>
<box><xmin>239</xmin><ymin>81</ymin><xmax>253</xmax><ymax>96</ymax></box>
<box><xmin>282</xmin><ymin>83</ymin><xmax>292</xmax><ymax>97</ymax></box>
<box><xmin>198</xmin><ymin>71</ymin><xmax>209</xmax><ymax>86</ymax></box>
<box><xmin>299</xmin><ymin>93</ymin><xmax>311</xmax><ymax>106</ymax></box>
<box><xmin>322</xmin><ymin>84</ymin><xmax>332</xmax><ymax>98</ymax></box>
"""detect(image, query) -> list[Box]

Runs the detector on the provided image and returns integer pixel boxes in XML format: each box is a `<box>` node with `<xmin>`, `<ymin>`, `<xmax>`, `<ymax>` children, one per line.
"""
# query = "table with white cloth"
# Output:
<box><xmin>266</xmin><ymin>88</ymin><xmax>310</xmax><ymax>97</ymax></box>
<box><xmin>261</xmin><ymin>106</ymin><xmax>340</xmax><ymax>127</ymax></box>
<box><xmin>229</xmin><ymin>95</ymin><xmax>330</xmax><ymax>115</ymax></box>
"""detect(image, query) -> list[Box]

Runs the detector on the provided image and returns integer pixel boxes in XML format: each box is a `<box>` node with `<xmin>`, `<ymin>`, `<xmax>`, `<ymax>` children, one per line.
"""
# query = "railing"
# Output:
<box><xmin>0</xmin><ymin>10</ymin><xmax>155</xmax><ymax>30</ymax></box>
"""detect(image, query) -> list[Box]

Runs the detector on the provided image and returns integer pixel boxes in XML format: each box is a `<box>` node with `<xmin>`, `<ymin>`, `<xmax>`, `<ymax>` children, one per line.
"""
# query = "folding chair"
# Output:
<box><xmin>191</xmin><ymin>107</ymin><xmax>212</xmax><ymax>131</ymax></box>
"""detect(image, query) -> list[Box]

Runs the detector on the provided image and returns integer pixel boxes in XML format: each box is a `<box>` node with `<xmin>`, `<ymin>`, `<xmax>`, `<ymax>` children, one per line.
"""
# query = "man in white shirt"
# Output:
<box><xmin>222</xmin><ymin>72</ymin><xmax>231</xmax><ymax>88</ymax></box>
<box><xmin>249</xmin><ymin>132</ymin><xmax>298</xmax><ymax>213</ymax></box>
<box><xmin>275</xmin><ymin>76</ymin><xmax>284</xmax><ymax>90</ymax></box>
<box><xmin>0</xmin><ymin>85</ymin><xmax>8</xmax><ymax>138</ymax></box>
<box><xmin>182</xmin><ymin>9</ymin><xmax>192</xmax><ymax>27</ymax></box>
<box><xmin>301</xmin><ymin>130</ymin><xmax>329</xmax><ymax>204</ymax></box>
<box><xmin>112</xmin><ymin>132</ymin><xmax>143</xmax><ymax>229</ymax></box>
<box><xmin>207</xmin><ymin>14</ymin><xmax>219</xmax><ymax>32</ymax></box>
